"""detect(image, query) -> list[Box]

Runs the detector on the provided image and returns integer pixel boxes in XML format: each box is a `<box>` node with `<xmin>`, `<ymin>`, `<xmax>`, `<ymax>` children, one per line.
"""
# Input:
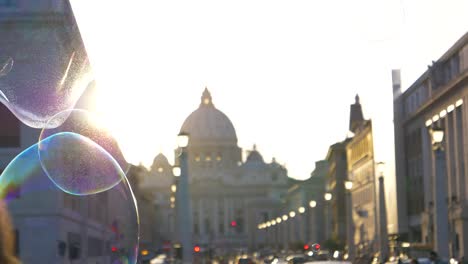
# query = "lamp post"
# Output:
<box><xmin>176</xmin><ymin>132</ymin><xmax>193</xmax><ymax>264</ymax></box>
<box><xmin>282</xmin><ymin>214</ymin><xmax>289</xmax><ymax>251</ymax></box>
<box><xmin>298</xmin><ymin>206</ymin><xmax>306</xmax><ymax>243</ymax></box>
<box><xmin>309</xmin><ymin>200</ymin><xmax>317</xmax><ymax>242</ymax></box>
<box><xmin>289</xmin><ymin>211</ymin><xmax>296</xmax><ymax>245</ymax></box>
<box><xmin>430</xmin><ymin>126</ymin><xmax>449</xmax><ymax>258</ymax></box>
<box><xmin>345</xmin><ymin>180</ymin><xmax>356</xmax><ymax>261</ymax></box>
<box><xmin>377</xmin><ymin>162</ymin><xmax>389</xmax><ymax>262</ymax></box>
<box><xmin>276</xmin><ymin>217</ymin><xmax>282</xmax><ymax>250</ymax></box>
<box><xmin>324</xmin><ymin>192</ymin><xmax>333</xmax><ymax>241</ymax></box>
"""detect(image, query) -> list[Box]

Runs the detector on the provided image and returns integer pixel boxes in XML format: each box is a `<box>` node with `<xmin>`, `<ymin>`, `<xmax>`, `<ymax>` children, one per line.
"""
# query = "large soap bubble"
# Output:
<box><xmin>0</xmin><ymin>143</ymin><xmax>139</xmax><ymax>264</ymax></box>
<box><xmin>0</xmin><ymin>1</ymin><xmax>92</xmax><ymax>129</ymax></box>
<box><xmin>38</xmin><ymin>109</ymin><xmax>129</xmax><ymax>195</ymax></box>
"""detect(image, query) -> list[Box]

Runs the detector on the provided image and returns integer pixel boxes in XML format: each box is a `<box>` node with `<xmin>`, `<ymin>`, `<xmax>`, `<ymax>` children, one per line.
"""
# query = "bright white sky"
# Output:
<box><xmin>70</xmin><ymin>0</ymin><xmax>467</xmax><ymax>180</ymax></box>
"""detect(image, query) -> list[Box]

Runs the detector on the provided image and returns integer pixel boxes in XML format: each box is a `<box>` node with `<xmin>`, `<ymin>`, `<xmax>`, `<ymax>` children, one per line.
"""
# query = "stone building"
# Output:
<box><xmin>140</xmin><ymin>88</ymin><xmax>290</xmax><ymax>252</ymax></box>
<box><xmin>393</xmin><ymin>32</ymin><xmax>468</xmax><ymax>258</ymax></box>
<box><xmin>346</xmin><ymin>95</ymin><xmax>378</xmax><ymax>256</ymax></box>
<box><xmin>283</xmin><ymin>160</ymin><xmax>328</xmax><ymax>246</ymax></box>
<box><xmin>325</xmin><ymin>141</ymin><xmax>350</xmax><ymax>244</ymax></box>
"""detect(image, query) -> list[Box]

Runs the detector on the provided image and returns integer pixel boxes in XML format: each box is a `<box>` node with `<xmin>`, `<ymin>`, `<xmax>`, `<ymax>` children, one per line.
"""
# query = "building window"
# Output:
<box><xmin>0</xmin><ymin>103</ymin><xmax>20</xmax><ymax>148</ymax></box>
<box><xmin>0</xmin><ymin>0</ymin><xmax>16</xmax><ymax>7</ymax></box>
<box><xmin>87</xmin><ymin>237</ymin><xmax>103</xmax><ymax>257</ymax></box>
<box><xmin>67</xmin><ymin>232</ymin><xmax>81</xmax><ymax>261</ymax></box>
<box><xmin>204</xmin><ymin>219</ymin><xmax>211</xmax><ymax>234</ymax></box>
<box><xmin>271</xmin><ymin>173</ymin><xmax>278</xmax><ymax>181</ymax></box>
<box><xmin>235</xmin><ymin>217</ymin><xmax>244</xmax><ymax>234</ymax></box>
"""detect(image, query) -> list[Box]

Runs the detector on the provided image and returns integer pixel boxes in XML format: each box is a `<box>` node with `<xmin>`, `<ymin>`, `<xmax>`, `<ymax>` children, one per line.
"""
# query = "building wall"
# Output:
<box><xmin>347</xmin><ymin>121</ymin><xmax>377</xmax><ymax>255</ymax></box>
<box><xmin>326</xmin><ymin>142</ymin><xmax>349</xmax><ymax>242</ymax></box>
<box><xmin>393</xmin><ymin>32</ymin><xmax>468</xmax><ymax>257</ymax></box>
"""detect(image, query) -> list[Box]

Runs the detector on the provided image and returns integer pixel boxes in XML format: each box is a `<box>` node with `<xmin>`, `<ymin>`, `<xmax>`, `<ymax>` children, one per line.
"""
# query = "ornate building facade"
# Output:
<box><xmin>140</xmin><ymin>88</ymin><xmax>290</xmax><ymax>252</ymax></box>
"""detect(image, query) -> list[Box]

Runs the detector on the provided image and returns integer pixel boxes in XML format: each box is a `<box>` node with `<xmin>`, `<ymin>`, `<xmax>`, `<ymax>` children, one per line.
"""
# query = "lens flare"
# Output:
<box><xmin>0</xmin><ymin>6</ymin><xmax>91</xmax><ymax>129</ymax></box>
<box><xmin>0</xmin><ymin>143</ymin><xmax>139</xmax><ymax>264</ymax></box>
<box><xmin>37</xmin><ymin>109</ymin><xmax>129</xmax><ymax>195</ymax></box>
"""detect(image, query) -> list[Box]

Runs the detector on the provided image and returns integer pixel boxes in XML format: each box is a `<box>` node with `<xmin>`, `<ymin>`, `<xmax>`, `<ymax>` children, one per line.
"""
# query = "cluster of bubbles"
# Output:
<box><xmin>0</xmin><ymin>5</ymin><xmax>139</xmax><ymax>264</ymax></box>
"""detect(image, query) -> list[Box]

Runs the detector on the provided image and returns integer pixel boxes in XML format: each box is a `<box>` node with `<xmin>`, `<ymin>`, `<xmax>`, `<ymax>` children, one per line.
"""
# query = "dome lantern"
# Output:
<box><xmin>201</xmin><ymin>87</ymin><xmax>214</xmax><ymax>107</ymax></box>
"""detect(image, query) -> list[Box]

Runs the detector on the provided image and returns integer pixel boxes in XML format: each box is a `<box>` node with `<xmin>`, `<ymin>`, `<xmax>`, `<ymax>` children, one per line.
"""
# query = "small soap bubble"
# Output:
<box><xmin>38</xmin><ymin>109</ymin><xmax>129</xmax><ymax>195</ymax></box>
<box><xmin>0</xmin><ymin>143</ymin><xmax>139</xmax><ymax>264</ymax></box>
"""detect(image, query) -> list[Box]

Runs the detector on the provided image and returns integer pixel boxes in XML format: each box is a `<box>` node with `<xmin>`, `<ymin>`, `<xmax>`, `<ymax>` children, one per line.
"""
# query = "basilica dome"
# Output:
<box><xmin>180</xmin><ymin>88</ymin><xmax>237</xmax><ymax>145</ymax></box>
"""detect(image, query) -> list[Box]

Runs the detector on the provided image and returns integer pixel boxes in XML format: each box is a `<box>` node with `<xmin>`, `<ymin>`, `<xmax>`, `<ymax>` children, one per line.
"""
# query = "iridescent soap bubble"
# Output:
<box><xmin>38</xmin><ymin>109</ymin><xmax>128</xmax><ymax>172</ymax></box>
<box><xmin>0</xmin><ymin>2</ymin><xmax>91</xmax><ymax>129</ymax></box>
<box><xmin>0</xmin><ymin>143</ymin><xmax>139</xmax><ymax>264</ymax></box>
<box><xmin>38</xmin><ymin>109</ymin><xmax>128</xmax><ymax>195</ymax></box>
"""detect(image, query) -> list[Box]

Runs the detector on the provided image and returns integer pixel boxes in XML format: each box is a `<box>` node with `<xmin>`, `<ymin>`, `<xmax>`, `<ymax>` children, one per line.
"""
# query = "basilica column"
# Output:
<box><xmin>199</xmin><ymin>199</ymin><xmax>205</xmax><ymax>238</ymax></box>
<box><xmin>224</xmin><ymin>198</ymin><xmax>230</xmax><ymax>236</ymax></box>
<box><xmin>214</xmin><ymin>198</ymin><xmax>219</xmax><ymax>237</ymax></box>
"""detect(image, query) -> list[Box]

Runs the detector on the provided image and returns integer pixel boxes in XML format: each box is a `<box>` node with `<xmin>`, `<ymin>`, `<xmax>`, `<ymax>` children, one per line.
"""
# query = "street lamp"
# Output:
<box><xmin>289</xmin><ymin>211</ymin><xmax>296</xmax><ymax>218</ymax></box>
<box><xmin>177</xmin><ymin>132</ymin><xmax>189</xmax><ymax>148</ymax></box>
<box><xmin>309</xmin><ymin>200</ymin><xmax>317</xmax><ymax>208</ymax></box>
<box><xmin>377</xmin><ymin>162</ymin><xmax>385</xmax><ymax>177</ymax></box>
<box><xmin>282</xmin><ymin>214</ymin><xmax>289</xmax><ymax>250</ymax></box>
<box><xmin>430</xmin><ymin>127</ymin><xmax>444</xmax><ymax>148</ymax></box>
<box><xmin>172</xmin><ymin>166</ymin><xmax>181</xmax><ymax>177</ymax></box>
<box><xmin>298</xmin><ymin>207</ymin><xmax>306</xmax><ymax>214</ymax></box>
<box><xmin>429</xmin><ymin>125</ymin><xmax>449</xmax><ymax>258</ymax></box>
<box><xmin>324</xmin><ymin>192</ymin><xmax>333</xmax><ymax>241</ymax></box>
<box><xmin>176</xmin><ymin>132</ymin><xmax>192</xmax><ymax>263</ymax></box>
<box><xmin>345</xmin><ymin>181</ymin><xmax>353</xmax><ymax>191</ymax></box>
<box><xmin>308</xmin><ymin>200</ymin><xmax>318</xmax><ymax>243</ymax></box>
<box><xmin>345</xmin><ymin>180</ymin><xmax>355</xmax><ymax>261</ymax></box>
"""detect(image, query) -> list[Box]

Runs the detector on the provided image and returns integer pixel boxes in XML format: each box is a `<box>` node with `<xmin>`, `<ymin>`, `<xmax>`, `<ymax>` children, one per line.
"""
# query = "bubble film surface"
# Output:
<box><xmin>0</xmin><ymin>143</ymin><xmax>139</xmax><ymax>264</ymax></box>
<box><xmin>0</xmin><ymin>6</ymin><xmax>91</xmax><ymax>129</ymax></box>
<box><xmin>38</xmin><ymin>109</ymin><xmax>128</xmax><ymax>195</ymax></box>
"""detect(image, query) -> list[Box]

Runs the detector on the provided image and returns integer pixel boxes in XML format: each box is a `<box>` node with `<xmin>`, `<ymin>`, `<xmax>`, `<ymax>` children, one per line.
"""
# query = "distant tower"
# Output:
<box><xmin>349</xmin><ymin>94</ymin><xmax>365</xmax><ymax>133</ymax></box>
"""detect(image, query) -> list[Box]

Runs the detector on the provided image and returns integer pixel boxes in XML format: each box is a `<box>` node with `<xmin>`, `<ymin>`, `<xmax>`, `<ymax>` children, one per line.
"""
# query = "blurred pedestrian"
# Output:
<box><xmin>0</xmin><ymin>200</ymin><xmax>20</xmax><ymax>264</ymax></box>
<box><xmin>410</xmin><ymin>258</ymin><xmax>420</xmax><ymax>264</ymax></box>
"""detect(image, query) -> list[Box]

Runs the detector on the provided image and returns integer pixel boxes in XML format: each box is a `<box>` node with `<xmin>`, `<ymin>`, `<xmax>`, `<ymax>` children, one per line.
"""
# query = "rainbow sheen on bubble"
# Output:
<box><xmin>38</xmin><ymin>109</ymin><xmax>129</xmax><ymax>195</ymax></box>
<box><xmin>38</xmin><ymin>132</ymin><xmax>126</xmax><ymax>195</ymax></box>
<box><xmin>0</xmin><ymin>143</ymin><xmax>139</xmax><ymax>264</ymax></box>
<box><xmin>0</xmin><ymin>9</ymin><xmax>91</xmax><ymax>129</ymax></box>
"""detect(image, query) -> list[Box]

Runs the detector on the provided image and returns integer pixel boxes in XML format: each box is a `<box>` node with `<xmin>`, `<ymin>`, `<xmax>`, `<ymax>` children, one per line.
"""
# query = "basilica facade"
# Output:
<box><xmin>139</xmin><ymin>88</ymin><xmax>290</xmax><ymax>252</ymax></box>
